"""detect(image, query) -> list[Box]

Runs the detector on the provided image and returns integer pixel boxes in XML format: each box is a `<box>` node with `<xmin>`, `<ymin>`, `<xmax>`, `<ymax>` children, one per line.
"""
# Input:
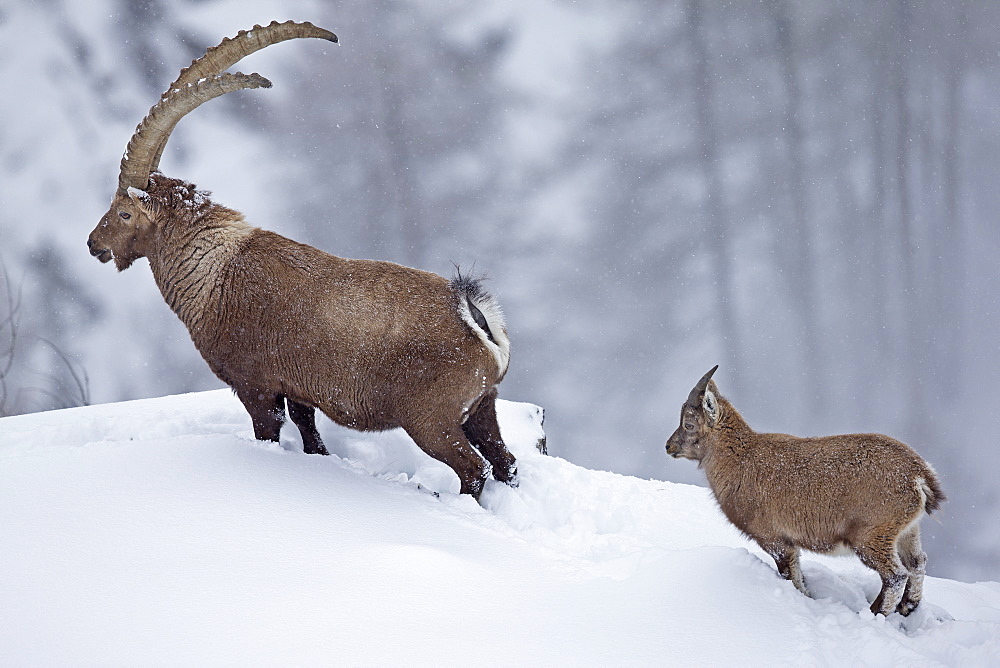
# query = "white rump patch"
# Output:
<box><xmin>894</xmin><ymin>476</ymin><xmax>934</xmax><ymax>537</ymax></box>
<box><xmin>458</xmin><ymin>292</ymin><xmax>510</xmax><ymax>375</ymax></box>
<box><xmin>914</xmin><ymin>476</ymin><xmax>934</xmax><ymax>517</ymax></box>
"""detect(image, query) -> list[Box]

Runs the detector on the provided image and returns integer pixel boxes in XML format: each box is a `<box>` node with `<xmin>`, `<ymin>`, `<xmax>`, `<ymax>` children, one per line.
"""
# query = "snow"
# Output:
<box><xmin>1</xmin><ymin>391</ymin><xmax>998</xmax><ymax>665</ymax></box>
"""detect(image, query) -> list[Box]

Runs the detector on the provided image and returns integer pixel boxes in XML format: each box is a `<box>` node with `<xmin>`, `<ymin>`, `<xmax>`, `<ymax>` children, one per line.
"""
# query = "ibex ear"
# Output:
<box><xmin>126</xmin><ymin>186</ymin><xmax>160</xmax><ymax>217</ymax></box>
<box><xmin>703</xmin><ymin>389</ymin><xmax>719</xmax><ymax>426</ymax></box>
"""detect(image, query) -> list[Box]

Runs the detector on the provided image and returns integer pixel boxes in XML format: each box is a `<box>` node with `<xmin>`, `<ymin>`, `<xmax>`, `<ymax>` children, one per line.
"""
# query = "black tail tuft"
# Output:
<box><xmin>450</xmin><ymin>266</ymin><xmax>490</xmax><ymax>301</ymax></box>
<box><xmin>923</xmin><ymin>474</ymin><xmax>946</xmax><ymax>515</ymax></box>
<box><xmin>450</xmin><ymin>268</ymin><xmax>497</xmax><ymax>345</ymax></box>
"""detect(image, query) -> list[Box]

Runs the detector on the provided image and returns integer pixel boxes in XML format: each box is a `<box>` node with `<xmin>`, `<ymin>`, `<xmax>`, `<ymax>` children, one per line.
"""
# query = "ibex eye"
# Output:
<box><xmin>119</xmin><ymin>211</ymin><xmax>132</xmax><ymax>220</ymax></box>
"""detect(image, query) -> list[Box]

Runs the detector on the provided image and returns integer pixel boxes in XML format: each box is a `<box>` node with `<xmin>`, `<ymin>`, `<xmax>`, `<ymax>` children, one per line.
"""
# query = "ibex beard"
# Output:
<box><xmin>87</xmin><ymin>21</ymin><xmax>517</xmax><ymax>501</ymax></box>
<box><xmin>666</xmin><ymin>365</ymin><xmax>945</xmax><ymax>617</ymax></box>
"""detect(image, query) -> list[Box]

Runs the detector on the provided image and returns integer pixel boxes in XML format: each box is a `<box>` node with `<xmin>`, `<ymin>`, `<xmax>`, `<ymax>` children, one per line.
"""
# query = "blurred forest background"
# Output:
<box><xmin>1</xmin><ymin>0</ymin><xmax>998</xmax><ymax>581</ymax></box>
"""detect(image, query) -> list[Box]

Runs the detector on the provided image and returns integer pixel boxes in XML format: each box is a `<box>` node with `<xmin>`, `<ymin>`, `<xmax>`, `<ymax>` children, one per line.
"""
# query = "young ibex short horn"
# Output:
<box><xmin>87</xmin><ymin>21</ymin><xmax>518</xmax><ymax>500</ymax></box>
<box><xmin>665</xmin><ymin>366</ymin><xmax>945</xmax><ymax>616</ymax></box>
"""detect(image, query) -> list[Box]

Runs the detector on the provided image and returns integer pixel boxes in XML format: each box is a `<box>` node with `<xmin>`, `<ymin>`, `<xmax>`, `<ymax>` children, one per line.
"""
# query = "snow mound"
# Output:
<box><xmin>1</xmin><ymin>390</ymin><xmax>998</xmax><ymax>665</ymax></box>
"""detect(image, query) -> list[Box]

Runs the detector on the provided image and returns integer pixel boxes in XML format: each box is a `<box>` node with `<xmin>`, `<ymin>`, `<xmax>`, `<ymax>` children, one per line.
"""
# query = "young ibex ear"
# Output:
<box><xmin>703</xmin><ymin>388</ymin><xmax>719</xmax><ymax>426</ymax></box>
<box><xmin>126</xmin><ymin>186</ymin><xmax>160</xmax><ymax>217</ymax></box>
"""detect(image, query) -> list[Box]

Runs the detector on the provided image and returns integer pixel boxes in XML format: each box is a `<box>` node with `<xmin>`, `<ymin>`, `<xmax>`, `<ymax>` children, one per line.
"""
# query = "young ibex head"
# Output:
<box><xmin>88</xmin><ymin>21</ymin><xmax>336</xmax><ymax>270</ymax></box>
<box><xmin>665</xmin><ymin>364</ymin><xmax>718</xmax><ymax>463</ymax></box>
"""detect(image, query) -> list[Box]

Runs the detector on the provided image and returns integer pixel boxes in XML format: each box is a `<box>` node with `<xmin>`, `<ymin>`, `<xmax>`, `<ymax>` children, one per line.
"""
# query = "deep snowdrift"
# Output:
<box><xmin>1</xmin><ymin>391</ymin><xmax>997</xmax><ymax>665</ymax></box>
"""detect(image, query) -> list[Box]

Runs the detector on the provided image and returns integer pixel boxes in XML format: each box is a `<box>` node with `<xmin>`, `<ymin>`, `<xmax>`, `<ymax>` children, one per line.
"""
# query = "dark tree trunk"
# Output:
<box><xmin>767</xmin><ymin>0</ymin><xmax>826</xmax><ymax>413</ymax></box>
<box><xmin>932</xmin><ymin>3</ymin><xmax>967</xmax><ymax>396</ymax></box>
<box><xmin>686</xmin><ymin>0</ymin><xmax>744</xmax><ymax>394</ymax></box>
<box><xmin>892</xmin><ymin>0</ymin><xmax>928</xmax><ymax>437</ymax></box>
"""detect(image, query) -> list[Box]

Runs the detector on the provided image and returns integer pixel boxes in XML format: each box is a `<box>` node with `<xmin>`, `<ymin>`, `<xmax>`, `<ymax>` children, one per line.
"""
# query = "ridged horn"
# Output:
<box><xmin>167</xmin><ymin>20</ymin><xmax>336</xmax><ymax>94</ymax></box>
<box><xmin>686</xmin><ymin>365</ymin><xmax>719</xmax><ymax>407</ymax></box>
<box><xmin>118</xmin><ymin>72</ymin><xmax>272</xmax><ymax>193</ymax></box>
<box><xmin>147</xmin><ymin>20</ymin><xmax>338</xmax><ymax>172</ymax></box>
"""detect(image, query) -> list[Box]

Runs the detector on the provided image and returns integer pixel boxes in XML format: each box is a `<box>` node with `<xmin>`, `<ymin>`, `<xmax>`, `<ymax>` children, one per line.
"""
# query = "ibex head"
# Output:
<box><xmin>665</xmin><ymin>364</ymin><xmax>719</xmax><ymax>461</ymax></box>
<box><xmin>87</xmin><ymin>21</ymin><xmax>337</xmax><ymax>271</ymax></box>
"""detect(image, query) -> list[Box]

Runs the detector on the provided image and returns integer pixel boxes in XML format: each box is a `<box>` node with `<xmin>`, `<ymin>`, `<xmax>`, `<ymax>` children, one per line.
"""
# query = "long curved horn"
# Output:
<box><xmin>148</xmin><ymin>20</ymin><xmax>338</xmax><ymax>172</ymax></box>
<box><xmin>686</xmin><ymin>365</ymin><xmax>719</xmax><ymax>406</ymax></box>
<box><xmin>118</xmin><ymin>72</ymin><xmax>272</xmax><ymax>193</ymax></box>
<box><xmin>167</xmin><ymin>20</ymin><xmax>336</xmax><ymax>94</ymax></box>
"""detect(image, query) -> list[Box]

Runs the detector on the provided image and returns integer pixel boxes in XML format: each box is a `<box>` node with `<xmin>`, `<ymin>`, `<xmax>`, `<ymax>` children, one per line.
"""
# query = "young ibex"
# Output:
<box><xmin>665</xmin><ymin>366</ymin><xmax>945</xmax><ymax>616</ymax></box>
<box><xmin>87</xmin><ymin>21</ymin><xmax>517</xmax><ymax>499</ymax></box>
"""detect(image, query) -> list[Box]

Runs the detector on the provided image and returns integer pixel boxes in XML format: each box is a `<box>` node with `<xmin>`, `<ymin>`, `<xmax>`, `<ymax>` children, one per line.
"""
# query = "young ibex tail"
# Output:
<box><xmin>666</xmin><ymin>366</ymin><xmax>945</xmax><ymax>616</ymax></box>
<box><xmin>87</xmin><ymin>21</ymin><xmax>518</xmax><ymax>500</ymax></box>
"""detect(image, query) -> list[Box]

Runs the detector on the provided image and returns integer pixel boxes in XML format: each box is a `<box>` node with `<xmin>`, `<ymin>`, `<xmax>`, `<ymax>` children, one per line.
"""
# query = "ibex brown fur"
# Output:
<box><xmin>87</xmin><ymin>21</ymin><xmax>517</xmax><ymax>499</ymax></box>
<box><xmin>665</xmin><ymin>366</ymin><xmax>945</xmax><ymax>616</ymax></box>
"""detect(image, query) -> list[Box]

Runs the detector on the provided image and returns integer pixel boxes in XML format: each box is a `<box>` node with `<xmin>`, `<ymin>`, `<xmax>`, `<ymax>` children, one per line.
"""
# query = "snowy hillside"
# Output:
<box><xmin>1</xmin><ymin>392</ymin><xmax>998</xmax><ymax>665</ymax></box>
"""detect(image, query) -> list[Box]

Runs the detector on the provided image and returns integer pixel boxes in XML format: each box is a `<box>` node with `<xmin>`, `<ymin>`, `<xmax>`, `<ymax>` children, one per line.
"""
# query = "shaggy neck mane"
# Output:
<box><xmin>145</xmin><ymin>172</ymin><xmax>254</xmax><ymax>328</ymax></box>
<box><xmin>147</xmin><ymin>173</ymin><xmax>237</xmax><ymax>228</ymax></box>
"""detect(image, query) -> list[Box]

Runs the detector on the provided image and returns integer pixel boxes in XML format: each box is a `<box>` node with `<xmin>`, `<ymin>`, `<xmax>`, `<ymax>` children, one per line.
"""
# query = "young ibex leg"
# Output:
<box><xmin>406</xmin><ymin>422</ymin><xmax>491</xmax><ymax>500</ymax></box>
<box><xmin>895</xmin><ymin>525</ymin><xmax>927</xmax><ymax>616</ymax></box>
<box><xmin>237</xmin><ymin>389</ymin><xmax>286</xmax><ymax>442</ymax></box>
<box><xmin>462</xmin><ymin>386</ymin><xmax>518</xmax><ymax>486</ymax></box>
<box><xmin>855</xmin><ymin>530</ymin><xmax>909</xmax><ymax>616</ymax></box>
<box><xmin>766</xmin><ymin>543</ymin><xmax>809</xmax><ymax>596</ymax></box>
<box><xmin>287</xmin><ymin>399</ymin><xmax>329</xmax><ymax>456</ymax></box>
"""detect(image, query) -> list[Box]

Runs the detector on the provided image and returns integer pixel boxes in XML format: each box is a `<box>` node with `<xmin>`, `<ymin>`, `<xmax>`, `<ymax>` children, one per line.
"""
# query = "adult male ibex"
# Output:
<box><xmin>87</xmin><ymin>21</ymin><xmax>517</xmax><ymax>500</ymax></box>
<box><xmin>665</xmin><ymin>366</ymin><xmax>944</xmax><ymax>616</ymax></box>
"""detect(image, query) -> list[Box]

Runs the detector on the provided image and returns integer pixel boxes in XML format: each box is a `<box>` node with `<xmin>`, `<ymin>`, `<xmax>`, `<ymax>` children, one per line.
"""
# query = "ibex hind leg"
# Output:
<box><xmin>855</xmin><ymin>529</ymin><xmax>909</xmax><ymax>616</ymax></box>
<box><xmin>406</xmin><ymin>422</ymin><xmax>491</xmax><ymax>501</ymax></box>
<box><xmin>287</xmin><ymin>399</ymin><xmax>330</xmax><ymax>455</ymax></box>
<box><xmin>236</xmin><ymin>388</ymin><xmax>286</xmax><ymax>442</ymax></box>
<box><xmin>462</xmin><ymin>386</ymin><xmax>518</xmax><ymax>486</ymax></box>
<box><xmin>895</xmin><ymin>525</ymin><xmax>927</xmax><ymax>616</ymax></box>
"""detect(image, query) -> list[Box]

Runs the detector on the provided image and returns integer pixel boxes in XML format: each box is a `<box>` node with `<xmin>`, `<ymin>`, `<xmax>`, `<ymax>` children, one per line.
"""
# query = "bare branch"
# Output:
<box><xmin>37</xmin><ymin>336</ymin><xmax>91</xmax><ymax>408</ymax></box>
<box><xmin>0</xmin><ymin>258</ymin><xmax>24</xmax><ymax>416</ymax></box>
